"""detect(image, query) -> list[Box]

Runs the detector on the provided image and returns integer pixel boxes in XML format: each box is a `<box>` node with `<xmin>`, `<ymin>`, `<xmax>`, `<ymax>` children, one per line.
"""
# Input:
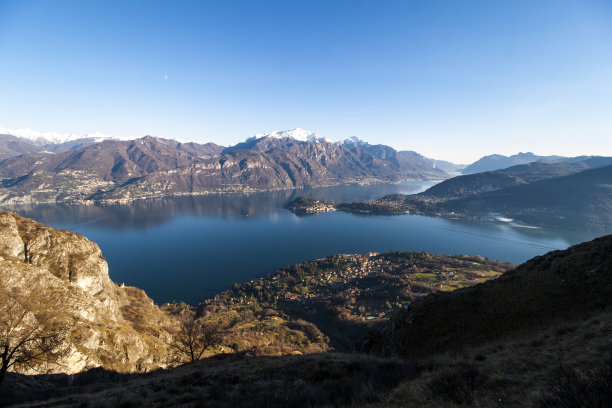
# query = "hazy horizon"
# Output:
<box><xmin>1</xmin><ymin>0</ymin><xmax>611</xmax><ymax>163</ymax></box>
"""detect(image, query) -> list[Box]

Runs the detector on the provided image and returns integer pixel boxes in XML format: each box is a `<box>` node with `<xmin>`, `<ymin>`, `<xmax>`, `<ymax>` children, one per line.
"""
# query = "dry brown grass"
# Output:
<box><xmin>6</xmin><ymin>353</ymin><xmax>414</xmax><ymax>407</ymax></box>
<box><xmin>372</xmin><ymin>307</ymin><xmax>612</xmax><ymax>407</ymax></box>
<box><xmin>5</xmin><ymin>308</ymin><xmax>609</xmax><ymax>407</ymax></box>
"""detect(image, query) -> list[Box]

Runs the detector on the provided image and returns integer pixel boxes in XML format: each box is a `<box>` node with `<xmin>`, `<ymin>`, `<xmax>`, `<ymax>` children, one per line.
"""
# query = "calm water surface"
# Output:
<box><xmin>15</xmin><ymin>182</ymin><xmax>599</xmax><ymax>304</ymax></box>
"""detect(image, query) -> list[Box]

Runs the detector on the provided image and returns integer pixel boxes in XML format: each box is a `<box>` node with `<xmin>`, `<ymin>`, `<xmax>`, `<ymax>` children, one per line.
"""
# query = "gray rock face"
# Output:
<box><xmin>0</xmin><ymin>211</ymin><xmax>174</xmax><ymax>374</ymax></box>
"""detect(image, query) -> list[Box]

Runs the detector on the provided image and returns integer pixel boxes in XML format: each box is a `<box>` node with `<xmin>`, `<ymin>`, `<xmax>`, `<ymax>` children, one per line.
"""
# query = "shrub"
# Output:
<box><xmin>427</xmin><ymin>363</ymin><xmax>487</xmax><ymax>404</ymax></box>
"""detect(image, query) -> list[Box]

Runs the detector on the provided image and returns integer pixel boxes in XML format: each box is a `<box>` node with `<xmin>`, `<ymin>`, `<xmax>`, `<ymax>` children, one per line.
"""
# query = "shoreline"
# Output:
<box><xmin>0</xmin><ymin>177</ymin><xmax>444</xmax><ymax>209</ymax></box>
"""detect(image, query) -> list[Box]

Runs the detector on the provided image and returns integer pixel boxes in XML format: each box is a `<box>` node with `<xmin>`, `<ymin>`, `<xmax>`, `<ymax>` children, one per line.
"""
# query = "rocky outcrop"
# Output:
<box><xmin>0</xmin><ymin>211</ymin><xmax>175</xmax><ymax>373</ymax></box>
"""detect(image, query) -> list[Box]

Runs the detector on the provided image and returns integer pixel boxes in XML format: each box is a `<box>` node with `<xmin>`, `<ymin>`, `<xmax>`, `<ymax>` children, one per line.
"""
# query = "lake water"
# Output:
<box><xmin>14</xmin><ymin>181</ymin><xmax>600</xmax><ymax>305</ymax></box>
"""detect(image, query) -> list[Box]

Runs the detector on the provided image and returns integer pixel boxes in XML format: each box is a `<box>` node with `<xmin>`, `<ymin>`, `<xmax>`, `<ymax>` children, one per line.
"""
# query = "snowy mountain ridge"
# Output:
<box><xmin>2</xmin><ymin>125</ymin><xmax>369</xmax><ymax>150</ymax></box>
<box><xmin>0</xmin><ymin>126</ymin><xmax>134</xmax><ymax>146</ymax></box>
<box><xmin>251</xmin><ymin>128</ymin><xmax>330</xmax><ymax>143</ymax></box>
<box><xmin>248</xmin><ymin>128</ymin><xmax>372</xmax><ymax>147</ymax></box>
<box><xmin>338</xmin><ymin>135</ymin><xmax>369</xmax><ymax>147</ymax></box>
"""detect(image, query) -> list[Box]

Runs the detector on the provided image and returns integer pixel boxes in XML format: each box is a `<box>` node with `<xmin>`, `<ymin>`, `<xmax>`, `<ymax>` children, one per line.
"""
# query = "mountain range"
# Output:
<box><xmin>421</xmin><ymin>157</ymin><xmax>612</xmax><ymax>200</ymax></box>
<box><xmin>0</xmin><ymin>133</ymin><xmax>111</xmax><ymax>160</ymax></box>
<box><xmin>416</xmin><ymin>157</ymin><xmax>612</xmax><ymax>231</ymax></box>
<box><xmin>0</xmin><ymin>129</ymin><xmax>447</xmax><ymax>205</ymax></box>
<box><xmin>461</xmin><ymin>151</ymin><xmax>594</xmax><ymax>174</ymax></box>
<box><xmin>0</xmin><ymin>127</ymin><xmax>607</xmax><ymax>214</ymax></box>
<box><xmin>438</xmin><ymin>163</ymin><xmax>612</xmax><ymax>230</ymax></box>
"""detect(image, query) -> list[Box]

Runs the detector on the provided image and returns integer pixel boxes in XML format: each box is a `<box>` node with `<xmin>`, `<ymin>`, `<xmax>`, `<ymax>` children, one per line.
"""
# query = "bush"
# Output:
<box><xmin>427</xmin><ymin>363</ymin><xmax>487</xmax><ymax>404</ymax></box>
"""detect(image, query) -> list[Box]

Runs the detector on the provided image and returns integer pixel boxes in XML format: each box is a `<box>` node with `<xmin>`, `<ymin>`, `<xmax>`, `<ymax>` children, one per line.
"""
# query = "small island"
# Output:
<box><xmin>284</xmin><ymin>196</ymin><xmax>338</xmax><ymax>215</ymax></box>
<box><xmin>285</xmin><ymin>195</ymin><xmax>435</xmax><ymax>217</ymax></box>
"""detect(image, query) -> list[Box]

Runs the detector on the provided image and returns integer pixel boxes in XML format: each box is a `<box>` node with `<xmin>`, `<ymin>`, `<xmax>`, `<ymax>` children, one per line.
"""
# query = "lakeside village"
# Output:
<box><xmin>198</xmin><ymin>251</ymin><xmax>511</xmax><ymax>323</ymax></box>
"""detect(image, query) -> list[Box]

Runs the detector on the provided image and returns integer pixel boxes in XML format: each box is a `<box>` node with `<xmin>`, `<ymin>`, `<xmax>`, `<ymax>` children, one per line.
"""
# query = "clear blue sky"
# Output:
<box><xmin>1</xmin><ymin>0</ymin><xmax>611</xmax><ymax>163</ymax></box>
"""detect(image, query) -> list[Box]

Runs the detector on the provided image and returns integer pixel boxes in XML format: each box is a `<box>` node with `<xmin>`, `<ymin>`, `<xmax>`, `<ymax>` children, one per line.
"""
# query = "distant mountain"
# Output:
<box><xmin>442</xmin><ymin>164</ymin><xmax>612</xmax><ymax>230</ymax></box>
<box><xmin>365</xmin><ymin>233</ymin><xmax>612</xmax><ymax>358</ymax></box>
<box><xmin>0</xmin><ymin>126</ymin><xmax>125</xmax><ymax>146</ymax></box>
<box><xmin>336</xmin><ymin>136</ymin><xmax>449</xmax><ymax>180</ymax></box>
<box><xmin>430</xmin><ymin>159</ymin><xmax>465</xmax><ymax>174</ymax></box>
<box><xmin>224</xmin><ymin>128</ymin><xmax>330</xmax><ymax>153</ymax></box>
<box><xmin>461</xmin><ymin>152</ymin><xmax>592</xmax><ymax>174</ymax></box>
<box><xmin>96</xmin><ymin>137</ymin><xmax>446</xmax><ymax>203</ymax></box>
<box><xmin>0</xmin><ymin>137</ymin><xmax>225</xmax><ymax>204</ymax></box>
<box><xmin>254</xmin><ymin>128</ymin><xmax>331</xmax><ymax>143</ymax></box>
<box><xmin>405</xmin><ymin>160</ymin><xmax>612</xmax><ymax>230</ymax></box>
<box><xmin>41</xmin><ymin>137</ymin><xmax>110</xmax><ymax>153</ymax></box>
<box><xmin>0</xmin><ymin>133</ymin><xmax>125</xmax><ymax>159</ymax></box>
<box><xmin>218</xmin><ymin>131</ymin><xmax>446</xmax><ymax>184</ymax></box>
<box><xmin>0</xmin><ymin>134</ymin><xmax>45</xmax><ymax>159</ymax></box>
<box><xmin>0</xmin><ymin>136</ymin><xmax>223</xmax><ymax>182</ymax></box>
<box><xmin>340</xmin><ymin>136</ymin><xmax>464</xmax><ymax>175</ymax></box>
<box><xmin>421</xmin><ymin>157</ymin><xmax>612</xmax><ymax>200</ymax></box>
<box><xmin>0</xmin><ymin>131</ymin><xmax>447</xmax><ymax>205</ymax></box>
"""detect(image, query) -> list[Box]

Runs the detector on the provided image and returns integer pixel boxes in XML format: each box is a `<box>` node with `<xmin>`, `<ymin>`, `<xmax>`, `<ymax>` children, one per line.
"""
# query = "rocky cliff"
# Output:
<box><xmin>0</xmin><ymin>211</ymin><xmax>175</xmax><ymax>374</ymax></box>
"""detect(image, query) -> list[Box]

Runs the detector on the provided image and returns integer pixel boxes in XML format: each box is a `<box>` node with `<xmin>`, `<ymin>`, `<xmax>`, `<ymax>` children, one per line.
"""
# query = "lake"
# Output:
<box><xmin>14</xmin><ymin>181</ymin><xmax>600</xmax><ymax>304</ymax></box>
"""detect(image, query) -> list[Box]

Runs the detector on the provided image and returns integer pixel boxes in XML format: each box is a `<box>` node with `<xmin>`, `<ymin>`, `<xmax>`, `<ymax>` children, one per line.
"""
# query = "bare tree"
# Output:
<box><xmin>0</xmin><ymin>281</ymin><xmax>70</xmax><ymax>385</ymax></box>
<box><xmin>171</xmin><ymin>315</ymin><xmax>221</xmax><ymax>363</ymax></box>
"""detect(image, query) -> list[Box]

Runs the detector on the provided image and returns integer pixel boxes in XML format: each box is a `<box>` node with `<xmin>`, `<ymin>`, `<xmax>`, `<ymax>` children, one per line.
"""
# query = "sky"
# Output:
<box><xmin>0</xmin><ymin>0</ymin><xmax>611</xmax><ymax>163</ymax></box>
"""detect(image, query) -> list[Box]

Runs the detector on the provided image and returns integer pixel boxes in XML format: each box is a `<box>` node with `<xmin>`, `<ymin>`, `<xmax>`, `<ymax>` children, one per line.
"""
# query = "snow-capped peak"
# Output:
<box><xmin>252</xmin><ymin>128</ymin><xmax>331</xmax><ymax>143</ymax></box>
<box><xmin>339</xmin><ymin>136</ymin><xmax>368</xmax><ymax>147</ymax></box>
<box><xmin>0</xmin><ymin>126</ymin><xmax>135</xmax><ymax>146</ymax></box>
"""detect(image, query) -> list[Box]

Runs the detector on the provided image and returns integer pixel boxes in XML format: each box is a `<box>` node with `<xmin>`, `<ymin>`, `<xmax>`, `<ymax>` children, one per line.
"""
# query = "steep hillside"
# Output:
<box><xmin>364</xmin><ymin>234</ymin><xmax>612</xmax><ymax>358</ymax></box>
<box><xmin>0</xmin><ymin>211</ymin><xmax>175</xmax><ymax>374</ymax></box>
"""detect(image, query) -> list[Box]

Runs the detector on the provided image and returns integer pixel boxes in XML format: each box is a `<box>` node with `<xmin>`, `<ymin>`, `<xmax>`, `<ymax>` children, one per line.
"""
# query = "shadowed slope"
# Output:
<box><xmin>364</xmin><ymin>234</ymin><xmax>612</xmax><ymax>358</ymax></box>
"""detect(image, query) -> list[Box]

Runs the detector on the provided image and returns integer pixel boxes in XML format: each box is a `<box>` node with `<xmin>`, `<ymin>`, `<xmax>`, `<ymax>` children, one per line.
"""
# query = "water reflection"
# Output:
<box><xmin>7</xmin><ymin>181</ymin><xmax>603</xmax><ymax>305</ymax></box>
<box><xmin>14</xmin><ymin>181</ymin><xmax>435</xmax><ymax>230</ymax></box>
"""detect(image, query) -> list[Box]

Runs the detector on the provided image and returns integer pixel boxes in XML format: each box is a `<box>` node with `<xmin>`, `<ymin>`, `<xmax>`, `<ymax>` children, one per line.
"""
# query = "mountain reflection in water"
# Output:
<box><xmin>15</xmin><ymin>181</ymin><xmax>437</xmax><ymax>230</ymax></box>
<box><xmin>10</xmin><ymin>181</ymin><xmax>599</xmax><ymax>305</ymax></box>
